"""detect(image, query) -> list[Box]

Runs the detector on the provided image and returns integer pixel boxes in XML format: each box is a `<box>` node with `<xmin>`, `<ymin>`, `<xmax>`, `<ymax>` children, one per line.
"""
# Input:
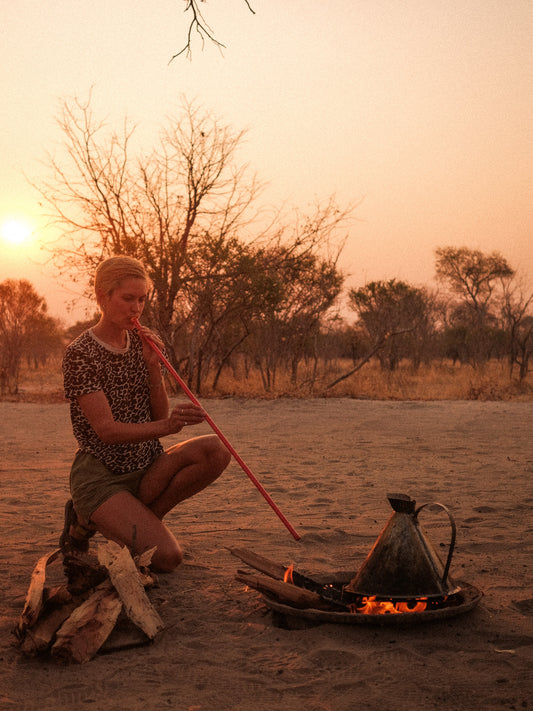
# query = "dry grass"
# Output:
<box><xmin>317</xmin><ymin>358</ymin><xmax>533</xmax><ymax>401</ymax></box>
<box><xmin>9</xmin><ymin>355</ymin><xmax>531</xmax><ymax>402</ymax></box>
<box><xmin>210</xmin><ymin>358</ymin><xmax>533</xmax><ymax>401</ymax></box>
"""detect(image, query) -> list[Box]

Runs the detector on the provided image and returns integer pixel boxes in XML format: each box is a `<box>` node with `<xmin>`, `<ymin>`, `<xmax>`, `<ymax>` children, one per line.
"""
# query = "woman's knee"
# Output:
<box><xmin>204</xmin><ymin>435</ymin><xmax>231</xmax><ymax>472</ymax></box>
<box><xmin>152</xmin><ymin>539</ymin><xmax>183</xmax><ymax>572</ymax></box>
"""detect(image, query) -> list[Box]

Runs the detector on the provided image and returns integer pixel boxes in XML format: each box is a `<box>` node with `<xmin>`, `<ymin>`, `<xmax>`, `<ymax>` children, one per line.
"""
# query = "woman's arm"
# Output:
<box><xmin>146</xmin><ymin>364</ymin><xmax>170</xmax><ymax>421</ymax></box>
<box><xmin>77</xmin><ymin>390</ymin><xmax>205</xmax><ymax>444</ymax></box>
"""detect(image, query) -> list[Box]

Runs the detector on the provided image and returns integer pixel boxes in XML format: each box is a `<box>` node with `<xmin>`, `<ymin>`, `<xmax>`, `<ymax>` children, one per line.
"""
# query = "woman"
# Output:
<box><xmin>60</xmin><ymin>255</ymin><xmax>230</xmax><ymax>572</ymax></box>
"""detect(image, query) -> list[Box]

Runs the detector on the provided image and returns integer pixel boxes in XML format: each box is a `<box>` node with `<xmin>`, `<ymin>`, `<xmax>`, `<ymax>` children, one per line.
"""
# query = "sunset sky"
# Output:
<box><xmin>1</xmin><ymin>0</ymin><xmax>532</xmax><ymax>321</ymax></box>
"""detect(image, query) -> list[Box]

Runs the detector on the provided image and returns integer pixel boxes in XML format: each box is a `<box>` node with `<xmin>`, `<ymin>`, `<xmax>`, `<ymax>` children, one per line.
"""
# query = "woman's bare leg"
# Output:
<box><xmin>79</xmin><ymin>435</ymin><xmax>229</xmax><ymax>572</ymax></box>
<box><xmin>90</xmin><ymin>491</ymin><xmax>183</xmax><ymax>572</ymax></box>
<box><xmin>138</xmin><ymin>434</ymin><xmax>230</xmax><ymax>520</ymax></box>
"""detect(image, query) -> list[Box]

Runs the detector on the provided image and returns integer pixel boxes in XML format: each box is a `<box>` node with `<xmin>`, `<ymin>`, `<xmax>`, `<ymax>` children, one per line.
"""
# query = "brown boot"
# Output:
<box><xmin>59</xmin><ymin>499</ymin><xmax>95</xmax><ymax>553</ymax></box>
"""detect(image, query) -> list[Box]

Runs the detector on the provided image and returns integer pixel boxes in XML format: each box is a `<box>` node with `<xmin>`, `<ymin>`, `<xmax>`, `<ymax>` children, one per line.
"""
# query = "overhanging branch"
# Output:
<box><xmin>170</xmin><ymin>0</ymin><xmax>256</xmax><ymax>62</ymax></box>
<box><xmin>325</xmin><ymin>328</ymin><xmax>414</xmax><ymax>390</ymax></box>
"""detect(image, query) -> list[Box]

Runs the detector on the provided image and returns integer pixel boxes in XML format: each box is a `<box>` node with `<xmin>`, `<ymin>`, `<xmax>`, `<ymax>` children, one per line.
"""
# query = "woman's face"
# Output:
<box><xmin>99</xmin><ymin>277</ymin><xmax>148</xmax><ymax>329</ymax></box>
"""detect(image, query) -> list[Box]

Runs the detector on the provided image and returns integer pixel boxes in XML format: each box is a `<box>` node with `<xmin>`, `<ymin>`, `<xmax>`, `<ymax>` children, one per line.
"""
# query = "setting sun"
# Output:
<box><xmin>0</xmin><ymin>219</ymin><xmax>33</xmax><ymax>246</ymax></box>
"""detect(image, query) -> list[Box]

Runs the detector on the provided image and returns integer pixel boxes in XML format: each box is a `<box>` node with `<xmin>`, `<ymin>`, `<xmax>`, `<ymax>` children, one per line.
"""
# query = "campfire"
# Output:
<box><xmin>232</xmin><ymin>493</ymin><xmax>483</xmax><ymax>626</ymax></box>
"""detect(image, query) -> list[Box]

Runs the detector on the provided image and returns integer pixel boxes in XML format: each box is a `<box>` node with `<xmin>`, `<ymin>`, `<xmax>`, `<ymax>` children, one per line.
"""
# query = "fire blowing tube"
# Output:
<box><xmin>133</xmin><ymin>318</ymin><xmax>301</xmax><ymax>541</ymax></box>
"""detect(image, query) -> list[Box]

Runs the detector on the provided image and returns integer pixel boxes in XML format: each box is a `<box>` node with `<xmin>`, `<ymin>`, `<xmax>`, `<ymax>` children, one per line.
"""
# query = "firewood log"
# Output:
<box><xmin>98</xmin><ymin>542</ymin><xmax>164</xmax><ymax>639</ymax></box>
<box><xmin>236</xmin><ymin>571</ymin><xmax>332</xmax><ymax>610</ymax></box>
<box><xmin>16</xmin><ymin>548</ymin><xmax>61</xmax><ymax>637</ymax></box>
<box><xmin>51</xmin><ymin>582</ymin><xmax>122</xmax><ymax>664</ymax></box>
<box><xmin>20</xmin><ymin>599</ymin><xmax>81</xmax><ymax>656</ymax></box>
<box><xmin>229</xmin><ymin>547</ymin><xmax>287</xmax><ymax>580</ymax></box>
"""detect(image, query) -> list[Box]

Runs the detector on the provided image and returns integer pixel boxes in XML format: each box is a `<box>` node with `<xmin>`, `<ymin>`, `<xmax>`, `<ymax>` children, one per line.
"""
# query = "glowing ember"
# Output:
<box><xmin>284</xmin><ymin>564</ymin><xmax>294</xmax><ymax>584</ymax></box>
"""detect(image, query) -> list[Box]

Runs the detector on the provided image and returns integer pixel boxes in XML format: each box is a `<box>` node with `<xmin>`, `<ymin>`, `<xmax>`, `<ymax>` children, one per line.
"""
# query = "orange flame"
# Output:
<box><xmin>283</xmin><ymin>564</ymin><xmax>294</xmax><ymax>584</ymax></box>
<box><xmin>281</xmin><ymin>566</ymin><xmax>433</xmax><ymax>615</ymax></box>
<box><xmin>352</xmin><ymin>596</ymin><xmax>429</xmax><ymax>615</ymax></box>
<box><xmin>395</xmin><ymin>599</ymin><xmax>428</xmax><ymax>613</ymax></box>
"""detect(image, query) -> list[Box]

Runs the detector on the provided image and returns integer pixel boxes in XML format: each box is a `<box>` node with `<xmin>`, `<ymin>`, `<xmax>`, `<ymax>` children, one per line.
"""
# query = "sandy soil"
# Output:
<box><xmin>1</xmin><ymin>398</ymin><xmax>532</xmax><ymax>711</ymax></box>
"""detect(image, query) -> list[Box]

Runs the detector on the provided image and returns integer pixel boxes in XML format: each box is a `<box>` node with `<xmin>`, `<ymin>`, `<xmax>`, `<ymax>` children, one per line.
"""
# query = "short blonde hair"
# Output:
<box><xmin>94</xmin><ymin>256</ymin><xmax>150</xmax><ymax>298</ymax></box>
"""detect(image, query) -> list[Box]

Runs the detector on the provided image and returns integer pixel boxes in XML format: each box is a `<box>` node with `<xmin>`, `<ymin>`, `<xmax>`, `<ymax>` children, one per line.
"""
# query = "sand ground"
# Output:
<box><xmin>1</xmin><ymin>398</ymin><xmax>532</xmax><ymax>711</ymax></box>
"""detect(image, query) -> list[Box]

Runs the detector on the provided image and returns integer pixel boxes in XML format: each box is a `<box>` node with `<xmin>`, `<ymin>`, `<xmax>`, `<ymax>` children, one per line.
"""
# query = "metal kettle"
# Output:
<box><xmin>345</xmin><ymin>493</ymin><xmax>460</xmax><ymax>599</ymax></box>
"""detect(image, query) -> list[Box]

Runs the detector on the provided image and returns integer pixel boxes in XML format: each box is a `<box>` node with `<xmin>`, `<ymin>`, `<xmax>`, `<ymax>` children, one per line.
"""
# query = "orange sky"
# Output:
<box><xmin>1</xmin><ymin>1</ymin><xmax>532</xmax><ymax>321</ymax></box>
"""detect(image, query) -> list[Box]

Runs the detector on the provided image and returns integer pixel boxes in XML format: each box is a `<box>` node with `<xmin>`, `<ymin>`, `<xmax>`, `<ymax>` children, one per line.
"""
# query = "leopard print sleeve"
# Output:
<box><xmin>63</xmin><ymin>331</ymin><xmax>105</xmax><ymax>402</ymax></box>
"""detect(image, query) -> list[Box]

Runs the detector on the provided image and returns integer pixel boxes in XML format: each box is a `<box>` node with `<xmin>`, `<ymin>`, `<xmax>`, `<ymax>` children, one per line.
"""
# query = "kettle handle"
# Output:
<box><xmin>414</xmin><ymin>502</ymin><xmax>457</xmax><ymax>585</ymax></box>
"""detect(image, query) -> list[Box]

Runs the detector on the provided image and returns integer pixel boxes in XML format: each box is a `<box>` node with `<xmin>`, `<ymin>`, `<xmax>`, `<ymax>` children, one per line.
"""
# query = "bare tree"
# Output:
<box><xmin>0</xmin><ymin>280</ymin><xmax>55</xmax><ymax>395</ymax></box>
<box><xmin>37</xmin><ymin>94</ymin><xmax>261</xmax><ymax>361</ymax></box>
<box><xmin>500</xmin><ymin>280</ymin><xmax>533</xmax><ymax>381</ymax></box>
<box><xmin>37</xmin><ymin>95</ymin><xmax>355</xmax><ymax>391</ymax></box>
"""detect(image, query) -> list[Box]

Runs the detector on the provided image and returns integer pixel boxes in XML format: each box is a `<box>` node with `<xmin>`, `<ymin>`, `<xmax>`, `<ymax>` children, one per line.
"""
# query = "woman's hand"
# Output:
<box><xmin>135</xmin><ymin>324</ymin><xmax>165</xmax><ymax>369</ymax></box>
<box><xmin>168</xmin><ymin>402</ymin><xmax>206</xmax><ymax>433</ymax></box>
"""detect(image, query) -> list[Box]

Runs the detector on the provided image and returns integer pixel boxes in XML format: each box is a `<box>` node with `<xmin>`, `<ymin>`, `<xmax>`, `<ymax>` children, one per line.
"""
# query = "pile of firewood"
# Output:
<box><xmin>14</xmin><ymin>542</ymin><xmax>164</xmax><ymax>663</ymax></box>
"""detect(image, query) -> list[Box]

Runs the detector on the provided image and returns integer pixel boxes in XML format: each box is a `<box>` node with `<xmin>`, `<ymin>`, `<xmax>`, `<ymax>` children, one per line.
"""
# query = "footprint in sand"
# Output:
<box><xmin>512</xmin><ymin>598</ymin><xmax>533</xmax><ymax>616</ymax></box>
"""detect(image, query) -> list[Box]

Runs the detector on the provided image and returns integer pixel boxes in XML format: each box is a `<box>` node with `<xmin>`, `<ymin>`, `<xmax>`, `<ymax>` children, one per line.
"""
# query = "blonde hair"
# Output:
<box><xmin>94</xmin><ymin>255</ymin><xmax>150</xmax><ymax>298</ymax></box>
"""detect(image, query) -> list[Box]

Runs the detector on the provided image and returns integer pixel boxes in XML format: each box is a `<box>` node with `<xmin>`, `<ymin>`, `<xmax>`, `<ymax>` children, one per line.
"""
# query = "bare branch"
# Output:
<box><xmin>325</xmin><ymin>329</ymin><xmax>414</xmax><ymax>390</ymax></box>
<box><xmin>170</xmin><ymin>0</ymin><xmax>255</xmax><ymax>62</ymax></box>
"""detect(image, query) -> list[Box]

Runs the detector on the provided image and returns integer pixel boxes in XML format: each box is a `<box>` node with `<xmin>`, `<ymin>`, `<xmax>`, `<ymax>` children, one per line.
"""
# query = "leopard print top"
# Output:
<box><xmin>63</xmin><ymin>329</ymin><xmax>163</xmax><ymax>474</ymax></box>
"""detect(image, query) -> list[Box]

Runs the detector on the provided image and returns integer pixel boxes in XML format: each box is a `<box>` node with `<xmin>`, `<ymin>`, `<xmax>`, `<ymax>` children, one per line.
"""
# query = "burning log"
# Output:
<box><xmin>236</xmin><ymin>571</ymin><xmax>334</xmax><ymax>610</ymax></box>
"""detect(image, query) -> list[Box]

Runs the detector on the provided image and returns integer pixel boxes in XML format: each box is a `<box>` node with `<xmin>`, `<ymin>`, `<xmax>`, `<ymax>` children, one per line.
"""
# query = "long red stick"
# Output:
<box><xmin>134</xmin><ymin>319</ymin><xmax>300</xmax><ymax>541</ymax></box>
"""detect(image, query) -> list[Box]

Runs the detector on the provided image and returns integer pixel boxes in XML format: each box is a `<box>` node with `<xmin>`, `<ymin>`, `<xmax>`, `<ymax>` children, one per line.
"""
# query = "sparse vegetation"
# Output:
<box><xmin>10</xmin><ymin>354</ymin><xmax>532</xmax><ymax>403</ymax></box>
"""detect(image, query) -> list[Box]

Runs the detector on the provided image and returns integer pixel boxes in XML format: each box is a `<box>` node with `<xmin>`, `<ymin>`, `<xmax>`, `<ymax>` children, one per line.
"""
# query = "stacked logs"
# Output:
<box><xmin>14</xmin><ymin>542</ymin><xmax>164</xmax><ymax>663</ymax></box>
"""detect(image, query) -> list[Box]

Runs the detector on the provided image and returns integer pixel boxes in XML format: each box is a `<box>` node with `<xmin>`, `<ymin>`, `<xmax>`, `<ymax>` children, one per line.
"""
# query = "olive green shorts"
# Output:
<box><xmin>69</xmin><ymin>451</ymin><xmax>150</xmax><ymax>522</ymax></box>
